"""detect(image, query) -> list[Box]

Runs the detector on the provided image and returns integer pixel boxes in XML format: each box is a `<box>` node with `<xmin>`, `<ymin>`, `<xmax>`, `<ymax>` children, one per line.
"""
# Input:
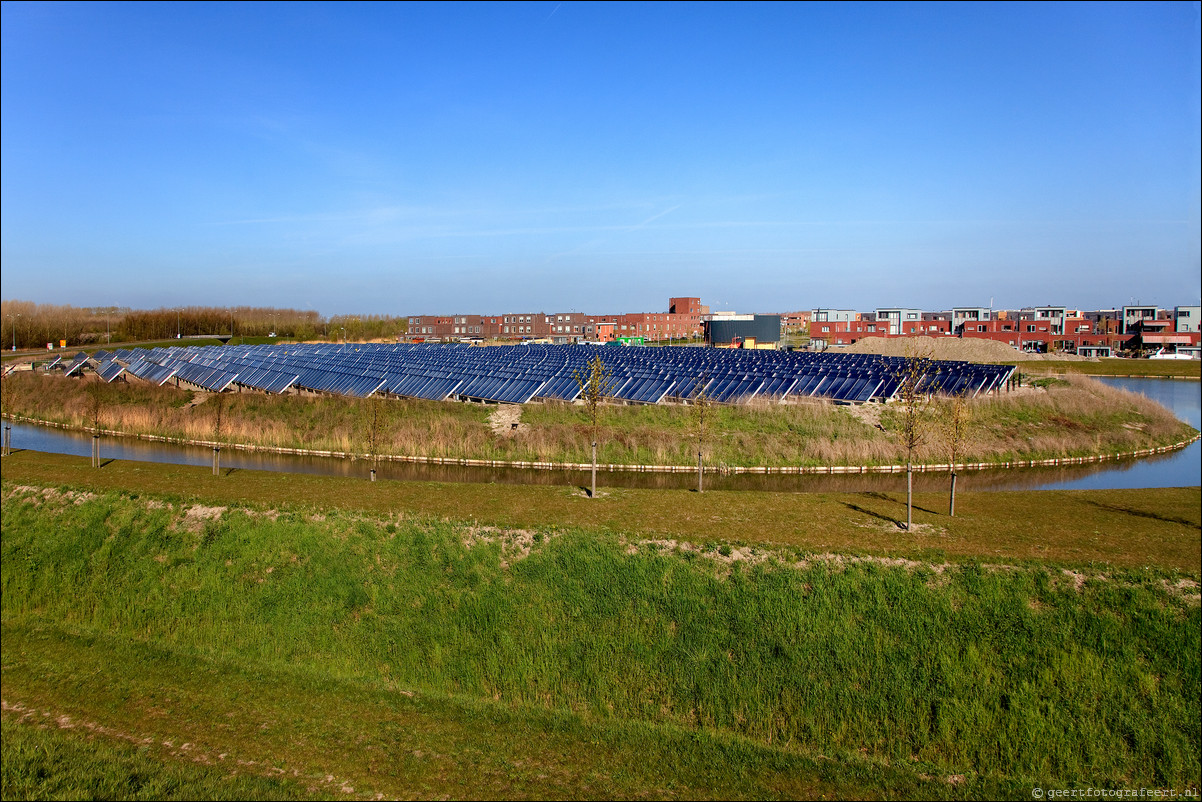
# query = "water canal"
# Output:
<box><xmin>3</xmin><ymin>376</ymin><xmax>1198</xmax><ymax>493</ymax></box>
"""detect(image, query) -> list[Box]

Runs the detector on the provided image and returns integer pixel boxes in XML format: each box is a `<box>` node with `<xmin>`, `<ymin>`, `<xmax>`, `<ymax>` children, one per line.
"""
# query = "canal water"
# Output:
<box><xmin>3</xmin><ymin>377</ymin><xmax>1198</xmax><ymax>492</ymax></box>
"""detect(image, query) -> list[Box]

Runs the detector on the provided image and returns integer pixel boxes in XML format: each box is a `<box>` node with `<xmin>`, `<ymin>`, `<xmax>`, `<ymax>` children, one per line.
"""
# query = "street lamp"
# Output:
<box><xmin>175</xmin><ymin>308</ymin><xmax>180</xmax><ymax>339</ymax></box>
<box><xmin>8</xmin><ymin>313</ymin><xmax>18</xmax><ymax>351</ymax></box>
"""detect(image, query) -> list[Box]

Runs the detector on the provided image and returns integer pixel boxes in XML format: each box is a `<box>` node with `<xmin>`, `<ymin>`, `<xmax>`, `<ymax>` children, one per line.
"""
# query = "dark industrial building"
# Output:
<box><xmin>704</xmin><ymin>315</ymin><xmax>782</xmax><ymax>348</ymax></box>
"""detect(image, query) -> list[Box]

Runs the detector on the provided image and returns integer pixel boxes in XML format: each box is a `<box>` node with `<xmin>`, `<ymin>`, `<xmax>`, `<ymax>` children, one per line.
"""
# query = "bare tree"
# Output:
<box><xmin>941</xmin><ymin>388</ymin><xmax>972</xmax><ymax>516</ymax></box>
<box><xmin>86</xmin><ymin>381</ymin><xmax>104</xmax><ymax>467</ymax></box>
<box><xmin>211</xmin><ymin>393</ymin><xmax>224</xmax><ymax>476</ymax></box>
<box><xmin>574</xmin><ymin>354</ymin><xmax>616</xmax><ymax>499</ymax></box>
<box><xmin>1</xmin><ymin>370</ymin><xmax>10</xmax><ymax>457</ymax></box>
<box><xmin>691</xmin><ymin>374</ymin><xmax>711</xmax><ymax>493</ymax></box>
<box><xmin>363</xmin><ymin>395</ymin><xmax>386</xmax><ymax>481</ymax></box>
<box><xmin>888</xmin><ymin>349</ymin><xmax>936</xmax><ymax>531</ymax></box>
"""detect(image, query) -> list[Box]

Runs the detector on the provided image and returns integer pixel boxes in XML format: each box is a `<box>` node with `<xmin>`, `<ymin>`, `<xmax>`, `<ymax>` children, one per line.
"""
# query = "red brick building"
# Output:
<box><xmin>406</xmin><ymin>315</ymin><xmax>505</xmax><ymax>340</ymax></box>
<box><xmin>405</xmin><ymin>298</ymin><xmax>708</xmax><ymax>343</ymax></box>
<box><xmin>809</xmin><ymin>317</ymin><xmax>951</xmax><ymax>347</ymax></box>
<box><xmin>809</xmin><ymin>311</ymin><xmax>1126</xmax><ymax>353</ymax></box>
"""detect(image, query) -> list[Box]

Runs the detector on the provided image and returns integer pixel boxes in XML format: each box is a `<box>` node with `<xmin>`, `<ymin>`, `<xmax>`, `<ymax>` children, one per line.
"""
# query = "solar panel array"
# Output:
<box><xmin>95</xmin><ymin>359</ymin><xmax>126</xmax><ymax>383</ymax></box>
<box><xmin>91</xmin><ymin>343</ymin><xmax>1014</xmax><ymax>406</ymax></box>
<box><xmin>62</xmin><ymin>351</ymin><xmax>91</xmax><ymax>377</ymax></box>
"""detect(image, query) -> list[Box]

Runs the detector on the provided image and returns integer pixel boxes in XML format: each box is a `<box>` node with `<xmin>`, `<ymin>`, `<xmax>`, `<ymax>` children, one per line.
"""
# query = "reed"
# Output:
<box><xmin>2</xmin><ymin>370</ymin><xmax>1194</xmax><ymax>469</ymax></box>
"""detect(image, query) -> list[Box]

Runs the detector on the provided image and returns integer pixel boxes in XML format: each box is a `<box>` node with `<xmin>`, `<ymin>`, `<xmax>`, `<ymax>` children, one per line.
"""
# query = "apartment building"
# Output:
<box><xmin>406</xmin><ymin>298</ymin><xmax>707</xmax><ymax>343</ymax></box>
<box><xmin>874</xmin><ymin>308</ymin><xmax>923</xmax><ymax>336</ymax></box>
<box><xmin>1175</xmin><ymin>306</ymin><xmax>1200</xmax><ymax>334</ymax></box>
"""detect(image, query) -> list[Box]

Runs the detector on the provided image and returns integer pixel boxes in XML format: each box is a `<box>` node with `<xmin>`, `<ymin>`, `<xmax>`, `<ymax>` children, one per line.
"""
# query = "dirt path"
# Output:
<box><xmin>842</xmin><ymin>335</ymin><xmax>1090</xmax><ymax>363</ymax></box>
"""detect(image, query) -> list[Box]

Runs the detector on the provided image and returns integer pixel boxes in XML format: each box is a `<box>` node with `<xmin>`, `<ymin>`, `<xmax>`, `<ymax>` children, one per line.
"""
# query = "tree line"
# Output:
<box><xmin>0</xmin><ymin>301</ymin><xmax>408</xmax><ymax>350</ymax></box>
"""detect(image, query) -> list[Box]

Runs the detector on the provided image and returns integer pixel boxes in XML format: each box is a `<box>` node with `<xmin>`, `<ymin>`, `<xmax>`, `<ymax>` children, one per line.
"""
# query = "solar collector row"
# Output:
<box><xmin>96</xmin><ymin>359</ymin><xmax>126</xmax><ymax>383</ymax></box>
<box><xmin>106</xmin><ymin>343</ymin><xmax>1012</xmax><ymax>405</ymax></box>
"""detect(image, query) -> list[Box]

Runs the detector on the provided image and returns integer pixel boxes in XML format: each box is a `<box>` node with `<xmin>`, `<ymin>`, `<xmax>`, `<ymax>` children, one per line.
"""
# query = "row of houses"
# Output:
<box><xmin>805</xmin><ymin>305</ymin><xmax>1201</xmax><ymax>355</ymax></box>
<box><xmin>406</xmin><ymin>297</ymin><xmax>710</xmax><ymax>344</ymax></box>
<box><xmin>404</xmin><ymin>296</ymin><xmax>1200</xmax><ymax>355</ymax></box>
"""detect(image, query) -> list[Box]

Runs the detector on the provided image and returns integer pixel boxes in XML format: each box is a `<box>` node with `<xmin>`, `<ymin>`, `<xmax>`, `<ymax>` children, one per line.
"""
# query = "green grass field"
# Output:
<box><xmin>3</xmin><ymin>450</ymin><xmax>1200</xmax><ymax>571</ymax></box>
<box><xmin>1</xmin><ymin>449</ymin><xmax>1200</xmax><ymax>799</ymax></box>
<box><xmin>2</xmin><ymin>355</ymin><xmax>1199</xmax><ymax>799</ymax></box>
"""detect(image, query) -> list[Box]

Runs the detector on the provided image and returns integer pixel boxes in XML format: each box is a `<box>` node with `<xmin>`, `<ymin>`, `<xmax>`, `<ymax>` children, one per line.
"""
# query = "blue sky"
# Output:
<box><xmin>3</xmin><ymin>1</ymin><xmax>1199</xmax><ymax>316</ymax></box>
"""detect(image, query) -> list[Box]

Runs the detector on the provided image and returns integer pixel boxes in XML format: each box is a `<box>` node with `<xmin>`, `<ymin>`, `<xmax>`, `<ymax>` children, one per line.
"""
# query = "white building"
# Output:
<box><xmin>1174</xmin><ymin>306</ymin><xmax>1200</xmax><ymax>333</ymax></box>
<box><xmin>873</xmin><ymin>308</ymin><xmax>922</xmax><ymax>336</ymax></box>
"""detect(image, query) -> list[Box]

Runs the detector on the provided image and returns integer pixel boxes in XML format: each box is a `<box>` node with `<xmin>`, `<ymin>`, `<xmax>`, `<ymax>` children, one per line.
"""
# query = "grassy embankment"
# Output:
<box><xmin>3</xmin><ymin>370</ymin><xmax>1195</xmax><ymax>469</ymax></box>
<box><xmin>1014</xmin><ymin>359</ymin><xmax>1201</xmax><ymax>379</ymax></box>
<box><xmin>2</xmin><ymin>470</ymin><xmax>1199</xmax><ymax>799</ymax></box>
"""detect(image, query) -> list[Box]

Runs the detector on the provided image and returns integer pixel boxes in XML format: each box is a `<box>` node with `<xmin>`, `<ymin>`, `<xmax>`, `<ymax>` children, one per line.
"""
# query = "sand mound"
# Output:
<box><xmin>837</xmin><ymin>336</ymin><xmax>1087</xmax><ymax>364</ymax></box>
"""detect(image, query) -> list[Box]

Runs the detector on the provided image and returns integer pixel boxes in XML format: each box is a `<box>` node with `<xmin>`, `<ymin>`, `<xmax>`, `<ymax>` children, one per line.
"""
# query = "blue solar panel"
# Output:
<box><xmin>96</xmin><ymin>359</ymin><xmax>126</xmax><ymax>383</ymax></box>
<box><xmin>111</xmin><ymin>342</ymin><xmax>1013</xmax><ymax>408</ymax></box>
<box><xmin>62</xmin><ymin>352</ymin><xmax>91</xmax><ymax>377</ymax></box>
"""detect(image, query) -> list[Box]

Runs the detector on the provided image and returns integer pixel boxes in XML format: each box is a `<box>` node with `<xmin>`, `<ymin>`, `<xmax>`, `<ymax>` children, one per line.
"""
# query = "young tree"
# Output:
<box><xmin>691</xmin><ymin>374</ymin><xmax>711</xmax><ymax>493</ymax></box>
<box><xmin>211</xmin><ymin>393</ymin><xmax>224</xmax><ymax>476</ymax></box>
<box><xmin>941</xmin><ymin>388</ymin><xmax>972</xmax><ymax>517</ymax></box>
<box><xmin>888</xmin><ymin>349</ymin><xmax>936</xmax><ymax>531</ymax></box>
<box><xmin>86</xmin><ymin>380</ymin><xmax>104</xmax><ymax>467</ymax></box>
<box><xmin>1</xmin><ymin>370</ymin><xmax>10</xmax><ymax>457</ymax></box>
<box><xmin>362</xmin><ymin>395</ymin><xmax>386</xmax><ymax>481</ymax></box>
<box><xmin>574</xmin><ymin>354</ymin><xmax>615</xmax><ymax>499</ymax></box>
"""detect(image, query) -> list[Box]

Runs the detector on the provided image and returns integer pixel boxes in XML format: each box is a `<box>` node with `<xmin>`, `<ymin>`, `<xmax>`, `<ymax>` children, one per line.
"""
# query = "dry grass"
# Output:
<box><xmin>956</xmin><ymin>374</ymin><xmax>1188</xmax><ymax>461</ymax></box>
<box><xmin>2</xmin><ymin>370</ymin><xmax>1194</xmax><ymax>469</ymax></box>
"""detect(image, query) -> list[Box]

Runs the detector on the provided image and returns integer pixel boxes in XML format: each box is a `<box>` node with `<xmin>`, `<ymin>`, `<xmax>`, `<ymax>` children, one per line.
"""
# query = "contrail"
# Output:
<box><xmin>628</xmin><ymin>204</ymin><xmax>681</xmax><ymax>230</ymax></box>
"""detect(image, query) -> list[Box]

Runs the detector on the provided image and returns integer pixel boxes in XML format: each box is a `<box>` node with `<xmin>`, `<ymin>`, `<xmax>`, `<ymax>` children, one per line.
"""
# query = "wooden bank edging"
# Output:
<box><xmin>5</xmin><ymin>414</ymin><xmax>1199</xmax><ymax>477</ymax></box>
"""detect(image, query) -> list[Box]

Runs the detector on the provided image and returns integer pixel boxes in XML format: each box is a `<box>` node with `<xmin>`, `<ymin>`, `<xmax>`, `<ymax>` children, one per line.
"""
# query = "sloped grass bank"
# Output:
<box><xmin>1020</xmin><ymin>360</ymin><xmax>1202</xmax><ymax>379</ymax></box>
<box><xmin>3</xmin><ymin>370</ymin><xmax>1195</xmax><ymax>469</ymax></box>
<box><xmin>4</xmin><ymin>451</ymin><xmax>1200</xmax><ymax>572</ymax></box>
<box><xmin>0</xmin><ymin>711</ymin><xmax>322</xmax><ymax>801</ymax></box>
<box><xmin>3</xmin><ymin>484</ymin><xmax>1198</xmax><ymax>796</ymax></box>
<box><xmin>2</xmin><ymin>624</ymin><xmax>970</xmax><ymax>801</ymax></box>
